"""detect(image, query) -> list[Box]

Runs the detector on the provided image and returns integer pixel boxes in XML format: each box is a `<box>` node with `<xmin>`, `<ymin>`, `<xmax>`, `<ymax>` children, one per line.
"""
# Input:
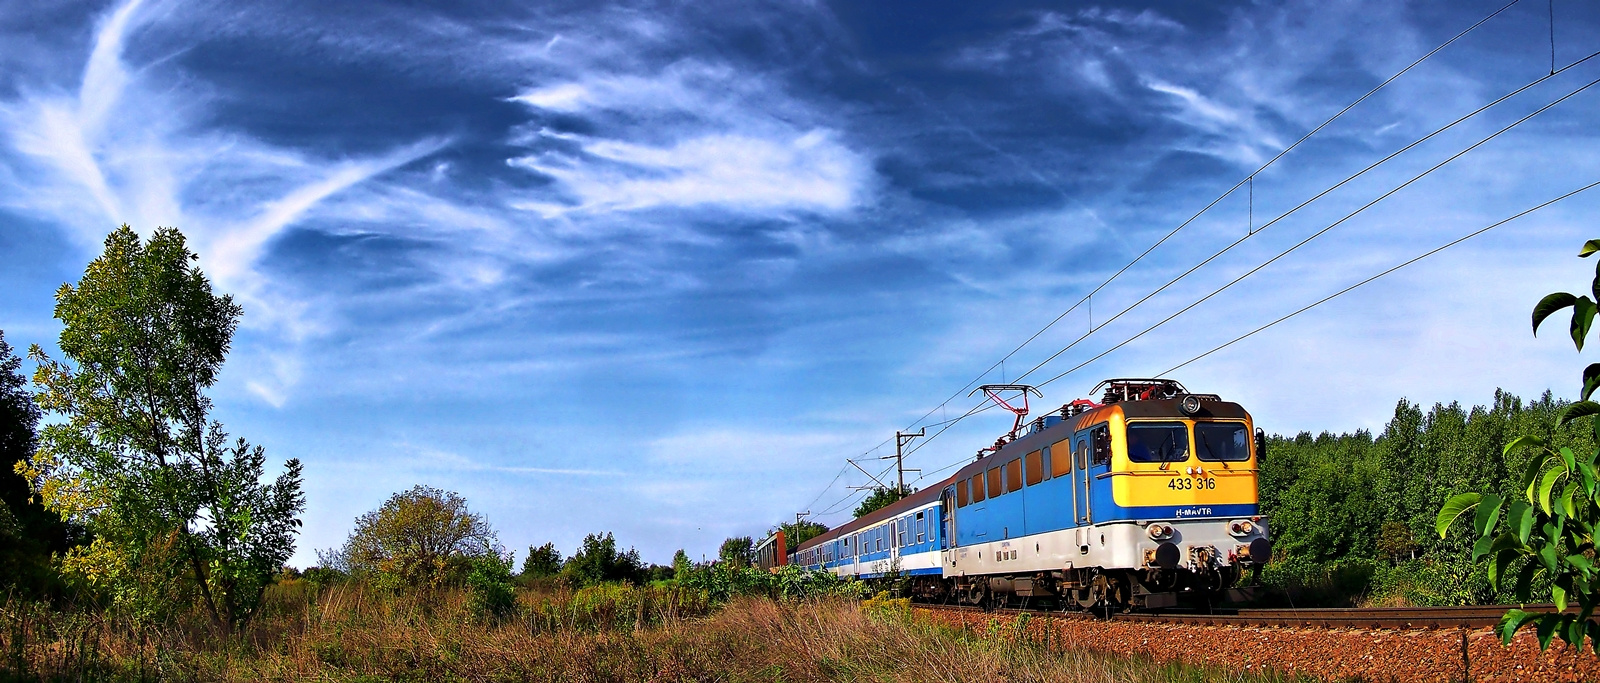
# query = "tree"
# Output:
<box><xmin>778</xmin><ymin>520</ymin><xmax>828</xmax><ymax>553</ymax></box>
<box><xmin>0</xmin><ymin>331</ymin><xmax>75</xmax><ymax>596</ymax></box>
<box><xmin>562</xmin><ymin>532</ymin><xmax>644</xmax><ymax>586</ymax></box>
<box><xmin>341</xmin><ymin>484</ymin><xmax>500</xmax><ymax>587</ymax></box>
<box><xmin>853</xmin><ymin>486</ymin><xmax>906</xmax><ymax>518</ymax></box>
<box><xmin>719</xmin><ymin>536</ymin><xmax>754</xmax><ymax>567</ymax></box>
<box><xmin>1440</xmin><ymin>238</ymin><xmax>1600</xmax><ymax>652</ymax></box>
<box><xmin>21</xmin><ymin>226</ymin><xmax>304</xmax><ymax>630</ymax></box>
<box><xmin>672</xmin><ymin>548</ymin><xmax>692</xmax><ymax>577</ymax></box>
<box><xmin>521</xmin><ymin>541</ymin><xmax>562</xmax><ymax>578</ymax></box>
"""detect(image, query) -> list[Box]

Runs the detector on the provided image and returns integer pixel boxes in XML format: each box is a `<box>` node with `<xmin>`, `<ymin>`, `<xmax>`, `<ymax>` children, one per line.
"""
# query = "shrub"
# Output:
<box><xmin>465</xmin><ymin>553</ymin><xmax>516</xmax><ymax>619</ymax></box>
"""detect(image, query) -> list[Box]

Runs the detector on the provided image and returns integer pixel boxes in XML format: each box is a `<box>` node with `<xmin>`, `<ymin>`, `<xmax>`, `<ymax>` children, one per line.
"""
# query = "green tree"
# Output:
<box><xmin>340</xmin><ymin>484</ymin><xmax>500</xmax><ymax>587</ymax></box>
<box><xmin>853</xmin><ymin>486</ymin><xmax>905</xmax><ymax>518</ymax></box>
<box><xmin>777</xmin><ymin>520</ymin><xmax>828</xmax><ymax>553</ymax></box>
<box><xmin>718</xmin><ymin>536</ymin><xmax>753</xmax><ymax>567</ymax></box>
<box><xmin>521</xmin><ymin>541</ymin><xmax>563</xmax><ymax>578</ymax></box>
<box><xmin>672</xmin><ymin>548</ymin><xmax>692</xmax><ymax>577</ymax></box>
<box><xmin>22</xmin><ymin>226</ymin><xmax>304</xmax><ymax>630</ymax></box>
<box><xmin>562</xmin><ymin>532</ymin><xmax>644</xmax><ymax>586</ymax></box>
<box><xmin>0</xmin><ymin>331</ymin><xmax>76</xmax><ymax>597</ymax></box>
<box><xmin>1440</xmin><ymin>238</ymin><xmax>1600</xmax><ymax>651</ymax></box>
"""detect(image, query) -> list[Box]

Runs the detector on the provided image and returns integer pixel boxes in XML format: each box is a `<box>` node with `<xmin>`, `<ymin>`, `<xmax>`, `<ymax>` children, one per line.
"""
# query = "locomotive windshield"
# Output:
<box><xmin>1126</xmin><ymin>422</ymin><xmax>1190</xmax><ymax>462</ymax></box>
<box><xmin>1195</xmin><ymin>422</ymin><xmax>1251</xmax><ymax>462</ymax></box>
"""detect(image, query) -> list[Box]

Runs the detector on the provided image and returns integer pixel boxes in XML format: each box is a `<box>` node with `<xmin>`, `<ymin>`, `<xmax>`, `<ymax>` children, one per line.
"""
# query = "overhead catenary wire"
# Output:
<box><xmin>1023</xmin><ymin>71</ymin><xmax>1600</xmax><ymax>394</ymax></box>
<box><xmin>1157</xmin><ymin>178</ymin><xmax>1600</xmax><ymax>378</ymax></box>
<box><xmin>802</xmin><ymin>0</ymin><xmax>1536</xmax><ymax>520</ymax></box>
<box><xmin>903</xmin><ymin>64</ymin><xmax>1600</xmax><ymax>482</ymax></box>
<box><xmin>856</xmin><ymin>0</ymin><xmax>1523</xmax><ymax>449</ymax></box>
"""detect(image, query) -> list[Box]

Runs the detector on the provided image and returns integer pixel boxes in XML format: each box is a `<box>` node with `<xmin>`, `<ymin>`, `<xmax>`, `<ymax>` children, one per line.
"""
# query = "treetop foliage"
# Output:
<box><xmin>777</xmin><ymin>520</ymin><xmax>828</xmax><ymax>553</ymax></box>
<box><xmin>718</xmin><ymin>536</ymin><xmax>753</xmax><ymax>567</ymax></box>
<box><xmin>562</xmin><ymin>532</ymin><xmax>645</xmax><ymax>586</ymax></box>
<box><xmin>340</xmin><ymin>484</ymin><xmax>500</xmax><ymax>587</ymax></box>
<box><xmin>0</xmin><ymin>330</ymin><xmax>75</xmax><ymax>597</ymax></box>
<box><xmin>521</xmin><ymin>541</ymin><xmax>563</xmax><ymax>579</ymax></box>
<box><xmin>853</xmin><ymin>486</ymin><xmax>906</xmax><ymax>518</ymax></box>
<box><xmin>20</xmin><ymin>225</ymin><xmax>304</xmax><ymax>630</ymax></box>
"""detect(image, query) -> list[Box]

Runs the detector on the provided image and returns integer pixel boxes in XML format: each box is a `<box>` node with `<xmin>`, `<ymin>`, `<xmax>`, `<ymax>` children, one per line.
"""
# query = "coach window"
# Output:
<box><xmin>1050</xmin><ymin>440</ymin><xmax>1072</xmax><ymax>477</ymax></box>
<box><xmin>970</xmin><ymin>474</ymin><xmax>986</xmax><ymax>503</ymax></box>
<box><xmin>916</xmin><ymin>512</ymin><xmax>926</xmax><ymax>543</ymax></box>
<box><xmin>1006</xmin><ymin>458</ymin><xmax>1022</xmax><ymax>493</ymax></box>
<box><xmin>987</xmin><ymin>466</ymin><xmax>1003</xmax><ymax>498</ymax></box>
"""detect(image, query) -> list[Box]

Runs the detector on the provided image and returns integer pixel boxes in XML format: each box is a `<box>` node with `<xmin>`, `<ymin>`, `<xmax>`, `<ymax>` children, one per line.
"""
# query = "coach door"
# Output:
<box><xmin>941</xmin><ymin>486</ymin><xmax>955</xmax><ymax>548</ymax></box>
<box><xmin>1074</xmin><ymin>433</ymin><xmax>1091</xmax><ymax>525</ymax></box>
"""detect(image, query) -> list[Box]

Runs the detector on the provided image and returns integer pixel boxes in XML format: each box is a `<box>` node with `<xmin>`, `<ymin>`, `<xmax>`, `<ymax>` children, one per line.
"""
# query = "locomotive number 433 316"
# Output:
<box><xmin>1167</xmin><ymin>476</ymin><xmax>1216</xmax><ymax>490</ymax></box>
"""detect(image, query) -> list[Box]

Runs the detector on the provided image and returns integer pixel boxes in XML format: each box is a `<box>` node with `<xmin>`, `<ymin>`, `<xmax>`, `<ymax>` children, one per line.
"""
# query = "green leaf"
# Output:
<box><xmin>1504</xmin><ymin>434</ymin><xmax>1547</xmax><ymax>457</ymax></box>
<box><xmin>1537</xmin><ymin>614</ymin><xmax>1563</xmax><ymax>650</ymax></box>
<box><xmin>1569</xmin><ymin>553</ymin><xmax>1595</xmax><ymax>577</ymax></box>
<box><xmin>1584</xmin><ymin>365</ymin><xmax>1600</xmax><ymax>401</ymax></box>
<box><xmin>1500</xmin><ymin>609</ymin><xmax>1539</xmax><ymax>646</ymax></box>
<box><xmin>1565</xmin><ymin>615</ymin><xmax>1586</xmax><ymax>649</ymax></box>
<box><xmin>1540</xmin><ymin>543</ymin><xmax>1561</xmax><ymax>572</ymax></box>
<box><xmin>1560</xmin><ymin>481</ymin><xmax>1580</xmax><ymax>519</ymax></box>
<box><xmin>1582</xmin><ymin>239</ymin><xmax>1600</xmax><ymax>257</ymax></box>
<box><xmin>1562</xmin><ymin>447</ymin><xmax>1579</xmax><ymax>473</ymax></box>
<box><xmin>1472</xmin><ymin>535</ymin><xmax>1494</xmax><ymax>563</ymax></box>
<box><xmin>1491</xmin><ymin>548</ymin><xmax>1518</xmax><ymax>589</ymax></box>
<box><xmin>1579</xmin><ymin>460</ymin><xmax>1598</xmax><ymax>498</ymax></box>
<box><xmin>1509</xmin><ymin>500</ymin><xmax>1536</xmax><ymax>544</ymax></box>
<box><xmin>1575</xmin><ymin>297</ymin><xmax>1599</xmax><ymax>351</ymax></box>
<box><xmin>1554</xmin><ymin>583</ymin><xmax>1569</xmax><ymax>613</ymax></box>
<box><xmin>1525</xmin><ymin>458</ymin><xmax>1548</xmax><ymax>503</ymax></box>
<box><xmin>1540</xmin><ymin>467</ymin><xmax>1565</xmax><ymax>515</ymax></box>
<box><xmin>1474</xmin><ymin>493</ymin><xmax>1504</xmax><ymax>537</ymax></box>
<box><xmin>1561</xmin><ymin>401</ymin><xmax>1600</xmax><ymax>426</ymax></box>
<box><xmin>1535</xmin><ymin>292</ymin><xmax>1579</xmax><ymax>335</ymax></box>
<box><xmin>1437</xmin><ymin>493</ymin><xmax>1481</xmax><ymax>538</ymax></box>
<box><xmin>1516</xmin><ymin>562</ymin><xmax>1541</xmax><ymax>602</ymax></box>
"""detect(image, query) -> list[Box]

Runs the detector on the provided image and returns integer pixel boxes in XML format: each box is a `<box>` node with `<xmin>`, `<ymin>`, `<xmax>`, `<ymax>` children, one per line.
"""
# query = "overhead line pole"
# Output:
<box><xmin>886</xmin><ymin>430</ymin><xmax>924</xmax><ymax>495</ymax></box>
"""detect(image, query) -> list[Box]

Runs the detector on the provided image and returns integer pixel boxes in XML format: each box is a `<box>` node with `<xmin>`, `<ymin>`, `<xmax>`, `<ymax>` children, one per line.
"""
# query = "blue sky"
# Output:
<box><xmin>3</xmin><ymin>0</ymin><xmax>1600</xmax><ymax>567</ymax></box>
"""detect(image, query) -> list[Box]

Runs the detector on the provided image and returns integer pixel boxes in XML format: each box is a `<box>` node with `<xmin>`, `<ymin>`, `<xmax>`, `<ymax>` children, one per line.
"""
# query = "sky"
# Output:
<box><xmin>2</xmin><ymin>0</ymin><xmax>1600</xmax><ymax>567</ymax></box>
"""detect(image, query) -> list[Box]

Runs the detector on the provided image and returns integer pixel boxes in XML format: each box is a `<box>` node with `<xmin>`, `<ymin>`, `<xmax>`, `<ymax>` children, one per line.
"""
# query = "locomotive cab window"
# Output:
<box><xmin>1196</xmin><ymin>422</ymin><xmax>1251</xmax><ymax>462</ymax></box>
<box><xmin>1125</xmin><ymin>422</ymin><xmax>1188</xmax><ymax>463</ymax></box>
<box><xmin>1005</xmin><ymin>459</ymin><xmax>1022</xmax><ymax>493</ymax></box>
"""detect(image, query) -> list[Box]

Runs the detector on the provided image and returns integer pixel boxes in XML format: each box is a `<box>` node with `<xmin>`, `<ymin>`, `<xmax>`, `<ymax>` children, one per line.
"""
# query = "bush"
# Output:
<box><xmin>465</xmin><ymin>553</ymin><xmax>516</xmax><ymax>619</ymax></box>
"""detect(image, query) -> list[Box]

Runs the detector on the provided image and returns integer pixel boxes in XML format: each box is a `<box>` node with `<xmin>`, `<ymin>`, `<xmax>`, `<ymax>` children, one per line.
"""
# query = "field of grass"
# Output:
<box><xmin>2</xmin><ymin>582</ymin><xmax>1306</xmax><ymax>682</ymax></box>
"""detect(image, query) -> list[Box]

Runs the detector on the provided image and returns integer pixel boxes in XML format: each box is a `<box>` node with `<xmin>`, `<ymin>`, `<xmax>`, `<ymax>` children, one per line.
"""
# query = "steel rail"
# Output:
<box><xmin>915</xmin><ymin>602</ymin><xmax>1573</xmax><ymax>631</ymax></box>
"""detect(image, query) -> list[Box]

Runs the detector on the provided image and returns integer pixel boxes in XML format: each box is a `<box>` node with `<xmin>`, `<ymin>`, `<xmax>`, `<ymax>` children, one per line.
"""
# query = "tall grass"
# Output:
<box><xmin>3</xmin><ymin>581</ymin><xmax>1301</xmax><ymax>682</ymax></box>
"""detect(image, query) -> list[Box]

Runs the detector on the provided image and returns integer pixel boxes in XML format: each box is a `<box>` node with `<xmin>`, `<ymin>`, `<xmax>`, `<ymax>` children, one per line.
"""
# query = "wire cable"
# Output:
<box><xmin>1157</xmin><ymin>178</ymin><xmax>1600</xmax><ymax>377</ymax></box>
<box><xmin>867</xmin><ymin>0</ymin><xmax>1522</xmax><ymax>444</ymax></box>
<box><xmin>1028</xmin><ymin>72</ymin><xmax>1600</xmax><ymax>392</ymax></box>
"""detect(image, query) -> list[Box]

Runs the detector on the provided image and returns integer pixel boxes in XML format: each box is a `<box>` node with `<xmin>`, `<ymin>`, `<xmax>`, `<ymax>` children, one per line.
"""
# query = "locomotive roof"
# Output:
<box><xmin>792</xmin><ymin>397</ymin><xmax>1250</xmax><ymax>554</ymax></box>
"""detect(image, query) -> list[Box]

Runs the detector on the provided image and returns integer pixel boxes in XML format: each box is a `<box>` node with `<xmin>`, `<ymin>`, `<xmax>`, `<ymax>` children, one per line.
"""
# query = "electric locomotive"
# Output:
<box><xmin>778</xmin><ymin>379</ymin><xmax>1272</xmax><ymax>610</ymax></box>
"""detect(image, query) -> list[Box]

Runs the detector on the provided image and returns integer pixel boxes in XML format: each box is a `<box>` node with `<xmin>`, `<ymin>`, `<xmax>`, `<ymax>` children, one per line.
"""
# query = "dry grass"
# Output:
<box><xmin>2</xmin><ymin>583</ymin><xmax>1304</xmax><ymax>682</ymax></box>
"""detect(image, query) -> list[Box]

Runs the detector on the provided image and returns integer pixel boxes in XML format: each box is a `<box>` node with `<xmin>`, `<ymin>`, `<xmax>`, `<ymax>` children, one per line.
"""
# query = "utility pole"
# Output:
<box><xmin>795</xmin><ymin>511</ymin><xmax>809</xmax><ymax>527</ymax></box>
<box><xmin>884</xmin><ymin>429</ymin><xmax>924</xmax><ymax>495</ymax></box>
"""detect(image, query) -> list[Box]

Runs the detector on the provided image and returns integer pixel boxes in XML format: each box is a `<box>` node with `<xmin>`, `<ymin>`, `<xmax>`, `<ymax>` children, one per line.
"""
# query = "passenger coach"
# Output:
<box><xmin>782</xmin><ymin>379</ymin><xmax>1272</xmax><ymax>610</ymax></box>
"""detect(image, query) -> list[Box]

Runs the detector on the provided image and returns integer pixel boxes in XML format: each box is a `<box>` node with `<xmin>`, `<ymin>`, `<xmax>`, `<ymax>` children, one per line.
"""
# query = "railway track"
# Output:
<box><xmin>918</xmin><ymin>602</ymin><xmax>1570</xmax><ymax>630</ymax></box>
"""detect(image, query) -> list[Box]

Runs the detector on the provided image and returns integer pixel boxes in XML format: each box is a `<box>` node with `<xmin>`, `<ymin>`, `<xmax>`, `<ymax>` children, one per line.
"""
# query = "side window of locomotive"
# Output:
<box><xmin>1125</xmin><ymin>422</ymin><xmax>1190</xmax><ymax>463</ymax></box>
<box><xmin>1025</xmin><ymin>450</ymin><xmax>1044</xmax><ymax>485</ymax></box>
<box><xmin>957</xmin><ymin>479</ymin><xmax>970</xmax><ymax>507</ymax></box>
<box><xmin>986</xmin><ymin>466</ymin><xmax>1003</xmax><ymax>498</ymax></box>
<box><xmin>1005</xmin><ymin>459</ymin><xmax>1022</xmax><ymax>493</ymax></box>
<box><xmin>970</xmin><ymin>474</ymin><xmax>986</xmax><ymax>503</ymax></box>
<box><xmin>1092</xmin><ymin>425</ymin><xmax>1112</xmax><ymax>466</ymax></box>
<box><xmin>1050</xmin><ymin>440</ymin><xmax>1073</xmax><ymax>477</ymax></box>
<box><xmin>1195</xmin><ymin>422</ymin><xmax>1251</xmax><ymax>462</ymax></box>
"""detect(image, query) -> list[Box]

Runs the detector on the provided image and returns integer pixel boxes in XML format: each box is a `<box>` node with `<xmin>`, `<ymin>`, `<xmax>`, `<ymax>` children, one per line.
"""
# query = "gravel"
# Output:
<box><xmin>917</xmin><ymin>607</ymin><xmax>1600</xmax><ymax>682</ymax></box>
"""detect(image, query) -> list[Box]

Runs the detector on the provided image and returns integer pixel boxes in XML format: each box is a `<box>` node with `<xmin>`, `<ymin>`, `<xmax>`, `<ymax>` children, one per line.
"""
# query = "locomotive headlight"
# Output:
<box><xmin>1147</xmin><ymin>523</ymin><xmax>1174</xmax><ymax>540</ymax></box>
<box><xmin>1179</xmin><ymin>394</ymin><xmax>1203</xmax><ymax>416</ymax></box>
<box><xmin>1228</xmin><ymin>520</ymin><xmax>1255</xmax><ymax>537</ymax></box>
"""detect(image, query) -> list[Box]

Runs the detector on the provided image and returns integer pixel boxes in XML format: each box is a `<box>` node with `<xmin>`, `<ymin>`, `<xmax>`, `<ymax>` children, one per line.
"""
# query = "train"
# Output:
<box><xmin>764</xmin><ymin>378</ymin><xmax>1272</xmax><ymax>610</ymax></box>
